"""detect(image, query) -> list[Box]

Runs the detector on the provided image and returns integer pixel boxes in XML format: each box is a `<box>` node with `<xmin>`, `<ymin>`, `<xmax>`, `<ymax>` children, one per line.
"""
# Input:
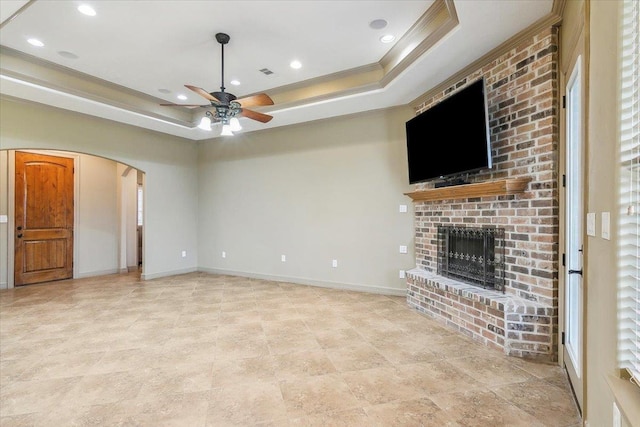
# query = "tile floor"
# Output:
<box><xmin>0</xmin><ymin>272</ymin><xmax>581</xmax><ymax>426</ymax></box>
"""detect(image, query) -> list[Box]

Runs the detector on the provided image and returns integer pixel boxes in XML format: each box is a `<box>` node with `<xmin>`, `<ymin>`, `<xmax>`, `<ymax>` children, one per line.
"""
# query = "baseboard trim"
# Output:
<box><xmin>141</xmin><ymin>267</ymin><xmax>198</xmax><ymax>281</ymax></box>
<box><xmin>75</xmin><ymin>269</ymin><xmax>120</xmax><ymax>279</ymax></box>
<box><xmin>198</xmin><ymin>267</ymin><xmax>406</xmax><ymax>297</ymax></box>
<box><xmin>0</xmin><ymin>282</ymin><xmax>7</xmax><ymax>290</ymax></box>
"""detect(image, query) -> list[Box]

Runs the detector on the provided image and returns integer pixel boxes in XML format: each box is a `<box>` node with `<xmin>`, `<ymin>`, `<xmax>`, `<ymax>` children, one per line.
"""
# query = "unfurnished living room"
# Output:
<box><xmin>0</xmin><ymin>0</ymin><xmax>638</xmax><ymax>426</ymax></box>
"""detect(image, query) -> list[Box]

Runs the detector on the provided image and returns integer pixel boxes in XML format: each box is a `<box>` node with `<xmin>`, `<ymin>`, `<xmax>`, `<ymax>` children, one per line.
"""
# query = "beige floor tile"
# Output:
<box><xmin>0</xmin><ymin>272</ymin><xmax>580</xmax><ymax>426</ymax></box>
<box><xmin>266</xmin><ymin>332</ymin><xmax>322</xmax><ymax>355</ymax></box>
<box><xmin>67</xmin><ymin>371</ymin><xmax>146</xmax><ymax>406</ymax></box>
<box><xmin>325</xmin><ymin>342</ymin><xmax>392</xmax><ymax>372</ymax></box>
<box><xmin>128</xmin><ymin>391</ymin><xmax>210</xmax><ymax>427</ymax></box>
<box><xmin>211</xmin><ymin>355</ymin><xmax>277</xmax><ymax>387</ymax></box>
<box><xmin>0</xmin><ymin>413</ymin><xmax>38</xmax><ymax>427</ymax></box>
<box><xmin>262</xmin><ymin>319</ymin><xmax>310</xmax><ymax>337</ymax></box>
<box><xmin>0</xmin><ymin>377</ymin><xmax>81</xmax><ymax>417</ymax></box>
<box><xmin>17</xmin><ymin>351</ymin><xmax>105</xmax><ymax>381</ymax></box>
<box><xmin>289</xmin><ymin>407</ymin><xmax>375</xmax><ymax>427</ymax></box>
<box><xmin>491</xmin><ymin>379</ymin><xmax>582</xmax><ymax>427</ymax></box>
<box><xmin>273</xmin><ymin>350</ymin><xmax>337</xmax><ymax>379</ymax></box>
<box><xmin>369</xmin><ymin>335</ymin><xmax>441</xmax><ymax>365</ymax></box>
<box><xmin>341</xmin><ymin>366</ymin><xmax>421</xmax><ymax>405</ymax></box>
<box><xmin>365</xmin><ymin>397</ymin><xmax>459</xmax><ymax>427</ymax></box>
<box><xmin>396</xmin><ymin>360</ymin><xmax>484</xmax><ymax>395</ymax></box>
<box><xmin>429</xmin><ymin>389</ymin><xmax>547</xmax><ymax>427</ymax></box>
<box><xmin>136</xmin><ymin>362</ymin><xmax>214</xmax><ymax>399</ymax></box>
<box><xmin>279</xmin><ymin>373</ymin><xmax>360</xmax><ymax>418</ymax></box>
<box><xmin>446</xmin><ymin>355</ymin><xmax>535</xmax><ymax>386</ymax></box>
<box><xmin>216</xmin><ymin>336</ymin><xmax>270</xmax><ymax>360</ymax></box>
<box><xmin>207</xmin><ymin>381</ymin><xmax>287</xmax><ymax>426</ymax></box>
<box><xmin>312</xmin><ymin>327</ymin><xmax>364</xmax><ymax>349</ymax></box>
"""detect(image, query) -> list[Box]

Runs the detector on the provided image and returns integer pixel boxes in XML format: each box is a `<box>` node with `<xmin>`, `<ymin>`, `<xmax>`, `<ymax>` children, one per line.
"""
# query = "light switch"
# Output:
<box><xmin>222</xmin><ymin>251</ymin><xmax>226</xmax><ymax>258</ymax></box>
<box><xmin>0</xmin><ymin>215</ymin><xmax>7</xmax><ymax>223</ymax></box>
<box><xmin>181</xmin><ymin>250</ymin><xmax>187</xmax><ymax>258</ymax></box>
<box><xmin>601</xmin><ymin>212</ymin><xmax>611</xmax><ymax>240</ymax></box>
<box><xmin>586</xmin><ymin>213</ymin><xmax>596</xmax><ymax>237</ymax></box>
<box><xmin>332</xmin><ymin>259</ymin><xmax>338</xmax><ymax>268</ymax></box>
<box><xmin>399</xmin><ymin>204</ymin><xmax>408</xmax><ymax>213</ymax></box>
<box><xmin>399</xmin><ymin>245</ymin><xmax>408</xmax><ymax>254</ymax></box>
<box><xmin>281</xmin><ymin>255</ymin><xmax>286</xmax><ymax>262</ymax></box>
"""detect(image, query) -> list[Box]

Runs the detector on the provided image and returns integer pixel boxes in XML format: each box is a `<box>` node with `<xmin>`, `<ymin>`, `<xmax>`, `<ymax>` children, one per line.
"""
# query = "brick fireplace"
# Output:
<box><xmin>406</xmin><ymin>26</ymin><xmax>559</xmax><ymax>361</ymax></box>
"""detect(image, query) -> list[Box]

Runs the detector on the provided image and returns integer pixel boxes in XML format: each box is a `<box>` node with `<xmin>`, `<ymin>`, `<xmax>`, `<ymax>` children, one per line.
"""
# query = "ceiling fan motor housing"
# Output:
<box><xmin>215</xmin><ymin>33</ymin><xmax>230</xmax><ymax>44</ymax></box>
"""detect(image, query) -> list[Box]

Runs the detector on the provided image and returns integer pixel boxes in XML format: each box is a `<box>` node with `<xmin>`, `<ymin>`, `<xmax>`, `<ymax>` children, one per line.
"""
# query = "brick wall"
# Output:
<box><xmin>407</xmin><ymin>26</ymin><xmax>560</xmax><ymax>360</ymax></box>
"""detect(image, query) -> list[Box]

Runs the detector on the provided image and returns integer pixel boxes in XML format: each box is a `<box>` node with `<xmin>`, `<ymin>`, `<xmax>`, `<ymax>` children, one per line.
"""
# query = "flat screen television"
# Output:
<box><xmin>405</xmin><ymin>78</ymin><xmax>492</xmax><ymax>185</ymax></box>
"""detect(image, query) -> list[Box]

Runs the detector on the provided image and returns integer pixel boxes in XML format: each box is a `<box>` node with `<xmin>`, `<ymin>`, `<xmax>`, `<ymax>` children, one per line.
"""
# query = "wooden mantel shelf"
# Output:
<box><xmin>404</xmin><ymin>177</ymin><xmax>531</xmax><ymax>202</ymax></box>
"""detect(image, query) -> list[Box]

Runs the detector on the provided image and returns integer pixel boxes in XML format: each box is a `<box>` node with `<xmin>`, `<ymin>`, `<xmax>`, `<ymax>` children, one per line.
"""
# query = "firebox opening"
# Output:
<box><xmin>437</xmin><ymin>225</ymin><xmax>505</xmax><ymax>292</ymax></box>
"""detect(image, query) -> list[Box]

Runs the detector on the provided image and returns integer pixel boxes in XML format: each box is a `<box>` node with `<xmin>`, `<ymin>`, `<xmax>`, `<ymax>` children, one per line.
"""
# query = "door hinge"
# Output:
<box><xmin>562</xmin><ymin>253</ymin><xmax>565</xmax><ymax>267</ymax></box>
<box><xmin>562</xmin><ymin>95</ymin><xmax>566</xmax><ymax>109</ymax></box>
<box><xmin>562</xmin><ymin>332</ymin><xmax>565</xmax><ymax>345</ymax></box>
<box><xmin>562</xmin><ymin>174</ymin><xmax>566</xmax><ymax>187</ymax></box>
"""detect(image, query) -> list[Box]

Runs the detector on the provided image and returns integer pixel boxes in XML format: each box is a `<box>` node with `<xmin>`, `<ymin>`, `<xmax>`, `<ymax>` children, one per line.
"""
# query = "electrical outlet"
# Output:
<box><xmin>181</xmin><ymin>250</ymin><xmax>187</xmax><ymax>258</ymax></box>
<box><xmin>332</xmin><ymin>259</ymin><xmax>338</xmax><ymax>268</ymax></box>
<box><xmin>602</xmin><ymin>211</ymin><xmax>611</xmax><ymax>240</ymax></box>
<box><xmin>222</xmin><ymin>251</ymin><xmax>226</xmax><ymax>258</ymax></box>
<box><xmin>399</xmin><ymin>245</ymin><xmax>408</xmax><ymax>254</ymax></box>
<box><xmin>281</xmin><ymin>255</ymin><xmax>286</xmax><ymax>262</ymax></box>
<box><xmin>399</xmin><ymin>204</ymin><xmax>408</xmax><ymax>213</ymax></box>
<box><xmin>587</xmin><ymin>212</ymin><xmax>596</xmax><ymax>236</ymax></box>
<box><xmin>399</xmin><ymin>270</ymin><xmax>406</xmax><ymax>279</ymax></box>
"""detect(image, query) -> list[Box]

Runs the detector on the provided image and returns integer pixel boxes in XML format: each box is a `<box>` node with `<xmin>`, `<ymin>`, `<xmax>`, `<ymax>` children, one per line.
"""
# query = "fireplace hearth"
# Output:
<box><xmin>437</xmin><ymin>225</ymin><xmax>505</xmax><ymax>291</ymax></box>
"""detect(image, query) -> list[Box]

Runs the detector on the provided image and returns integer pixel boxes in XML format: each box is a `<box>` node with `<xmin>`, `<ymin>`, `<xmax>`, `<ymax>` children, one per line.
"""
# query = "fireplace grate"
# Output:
<box><xmin>437</xmin><ymin>225</ymin><xmax>505</xmax><ymax>292</ymax></box>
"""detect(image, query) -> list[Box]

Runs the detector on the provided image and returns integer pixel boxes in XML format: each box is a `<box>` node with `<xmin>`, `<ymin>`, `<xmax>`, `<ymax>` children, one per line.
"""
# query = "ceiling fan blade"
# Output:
<box><xmin>235</xmin><ymin>93</ymin><xmax>274</xmax><ymax>108</ymax></box>
<box><xmin>240</xmin><ymin>108</ymin><xmax>273</xmax><ymax>123</ymax></box>
<box><xmin>185</xmin><ymin>85</ymin><xmax>220</xmax><ymax>102</ymax></box>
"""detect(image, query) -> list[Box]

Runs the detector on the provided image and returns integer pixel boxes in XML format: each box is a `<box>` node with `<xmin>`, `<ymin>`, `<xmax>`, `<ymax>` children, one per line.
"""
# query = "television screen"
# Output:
<box><xmin>405</xmin><ymin>78</ymin><xmax>492</xmax><ymax>184</ymax></box>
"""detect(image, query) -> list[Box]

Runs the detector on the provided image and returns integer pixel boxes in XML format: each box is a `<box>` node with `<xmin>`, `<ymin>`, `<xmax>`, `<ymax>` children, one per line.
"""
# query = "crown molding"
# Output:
<box><xmin>410</xmin><ymin>8</ymin><xmax>563</xmax><ymax>108</ymax></box>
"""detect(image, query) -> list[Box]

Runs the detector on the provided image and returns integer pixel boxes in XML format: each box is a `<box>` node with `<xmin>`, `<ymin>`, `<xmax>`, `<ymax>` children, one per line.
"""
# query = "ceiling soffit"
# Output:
<box><xmin>0</xmin><ymin>0</ymin><xmax>456</xmax><ymax>139</ymax></box>
<box><xmin>262</xmin><ymin>0</ymin><xmax>458</xmax><ymax>112</ymax></box>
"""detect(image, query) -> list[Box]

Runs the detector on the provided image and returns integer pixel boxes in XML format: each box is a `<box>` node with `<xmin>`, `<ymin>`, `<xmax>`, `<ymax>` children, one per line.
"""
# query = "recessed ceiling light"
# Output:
<box><xmin>230</xmin><ymin>79</ymin><xmax>240</xmax><ymax>86</ymax></box>
<box><xmin>177</xmin><ymin>94</ymin><xmax>188</xmax><ymax>101</ymax></box>
<box><xmin>58</xmin><ymin>51</ymin><xmax>79</xmax><ymax>59</ymax></box>
<box><xmin>78</xmin><ymin>4</ymin><xmax>96</xmax><ymax>16</ymax></box>
<box><xmin>369</xmin><ymin>19</ymin><xmax>388</xmax><ymax>30</ymax></box>
<box><xmin>290</xmin><ymin>60</ymin><xmax>302</xmax><ymax>69</ymax></box>
<box><xmin>380</xmin><ymin>34</ymin><xmax>396</xmax><ymax>43</ymax></box>
<box><xmin>27</xmin><ymin>38</ymin><xmax>44</xmax><ymax>47</ymax></box>
<box><xmin>158</xmin><ymin>89</ymin><xmax>171</xmax><ymax>94</ymax></box>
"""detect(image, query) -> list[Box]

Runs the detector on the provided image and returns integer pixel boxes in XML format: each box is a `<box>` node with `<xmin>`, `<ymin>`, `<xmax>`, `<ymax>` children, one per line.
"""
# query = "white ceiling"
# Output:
<box><xmin>0</xmin><ymin>0</ymin><xmax>554</xmax><ymax>141</ymax></box>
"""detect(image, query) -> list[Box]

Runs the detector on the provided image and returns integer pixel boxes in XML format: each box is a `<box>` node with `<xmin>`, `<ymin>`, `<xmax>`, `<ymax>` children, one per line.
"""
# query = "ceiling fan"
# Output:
<box><xmin>161</xmin><ymin>33</ymin><xmax>274</xmax><ymax>135</ymax></box>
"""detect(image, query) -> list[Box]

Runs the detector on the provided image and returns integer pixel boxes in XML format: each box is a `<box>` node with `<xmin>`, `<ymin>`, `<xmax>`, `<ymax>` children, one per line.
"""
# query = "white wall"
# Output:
<box><xmin>0</xmin><ymin>98</ymin><xmax>199</xmax><ymax>281</ymax></box>
<box><xmin>198</xmin><ymin>107</ymin><xmax>415</xmax><ymax>294</ymax></box>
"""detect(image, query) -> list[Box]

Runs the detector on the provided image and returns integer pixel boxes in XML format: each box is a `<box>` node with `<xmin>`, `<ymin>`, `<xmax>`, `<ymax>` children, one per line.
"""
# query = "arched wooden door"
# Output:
<box><xmin>14</xmin><ymin>151</ymin><xmax>74</xmax><ymax>286</ymax></box>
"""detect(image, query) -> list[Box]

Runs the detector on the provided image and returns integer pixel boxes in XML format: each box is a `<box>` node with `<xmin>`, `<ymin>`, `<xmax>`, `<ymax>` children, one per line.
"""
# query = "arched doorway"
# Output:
<box><xmin>0</xmin><ymin>149</ymin><xmax>145</xmax><ymax>288</ymax></box>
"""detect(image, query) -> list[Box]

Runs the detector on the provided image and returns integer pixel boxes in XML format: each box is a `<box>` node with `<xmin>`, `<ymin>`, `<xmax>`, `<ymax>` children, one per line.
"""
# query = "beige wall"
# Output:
<box><xmin>0</xmin><ymin>151</ymin><xmax>7</xmax><ymax>287</ymax></box>
<box><xmin>561</xmin><ymin>0</ymin><xmax>639</xmax><ymax>425</ymax></box>
<box><xmin>0</xmin><ymin>98</ymin><xmax>199</xmax><ymax>280</ymax></box>
<box><xmin>197</xmin><ymin>106</ymin><xmax>415</xmax><ymax>294</ymax></box>
<box><xmin>584</xmin><ymin>1</ymin><xmax>633</xmax><ymax>426</ymax></box>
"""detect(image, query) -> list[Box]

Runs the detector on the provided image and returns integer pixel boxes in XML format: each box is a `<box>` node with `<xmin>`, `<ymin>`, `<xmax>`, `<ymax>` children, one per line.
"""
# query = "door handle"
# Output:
<box><xmin>17</xmin><ymin>226</ymin><xmax>22</xmax><ymax>231</ymax></box>
<box><xmin>17</xmin><ymin>233</ymin><xmax>23</xmax><ymax>238</ymax></box>
<box><xmin>568</xmin><ymin>269</ymin><xmax>582</xmax><ymax>276</ymax></box>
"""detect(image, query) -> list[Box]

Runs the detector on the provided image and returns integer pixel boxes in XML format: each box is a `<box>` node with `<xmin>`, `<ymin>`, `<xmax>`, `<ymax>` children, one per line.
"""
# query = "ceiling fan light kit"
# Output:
<box><xmin>162</xmin><ymin>32</ymin><xmax>274</xmax><ymax>135</ymax></box>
